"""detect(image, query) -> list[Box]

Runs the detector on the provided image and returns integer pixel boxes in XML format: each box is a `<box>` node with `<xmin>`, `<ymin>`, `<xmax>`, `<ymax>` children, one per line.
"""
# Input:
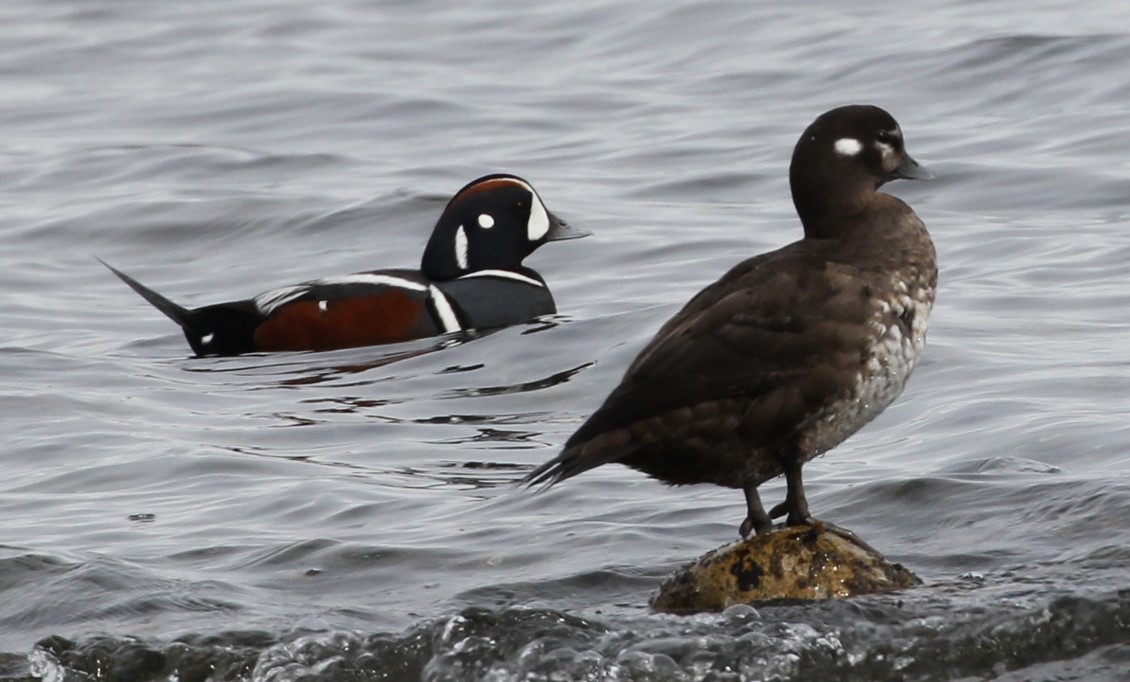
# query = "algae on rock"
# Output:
<box><xmin>652</xmin><ymin>526</ymin><xmax>920</xmax><ymax>614</ymax></box>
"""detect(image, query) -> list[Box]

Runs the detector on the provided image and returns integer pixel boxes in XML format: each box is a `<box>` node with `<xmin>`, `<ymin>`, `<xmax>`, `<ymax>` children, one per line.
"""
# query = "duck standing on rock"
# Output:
<box><xmin>526</xmin><ymin>105</ymin><xmax>936</xmax><ymax>538</ymax></box>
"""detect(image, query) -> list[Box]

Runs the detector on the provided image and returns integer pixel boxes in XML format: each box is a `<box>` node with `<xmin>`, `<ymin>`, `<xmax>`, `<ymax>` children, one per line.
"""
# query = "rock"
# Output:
<box><xmin>651</xmin><ymin>525</ymin><xmax>921</xmax><ymax>614</ymax></box>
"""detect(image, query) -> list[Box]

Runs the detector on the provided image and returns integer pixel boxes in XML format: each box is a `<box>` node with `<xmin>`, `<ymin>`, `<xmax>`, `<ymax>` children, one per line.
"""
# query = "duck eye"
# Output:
<box><xmin>876</xmin><ymin>130</ymin><xmax>900</xmax><ymax>146</ymax></box>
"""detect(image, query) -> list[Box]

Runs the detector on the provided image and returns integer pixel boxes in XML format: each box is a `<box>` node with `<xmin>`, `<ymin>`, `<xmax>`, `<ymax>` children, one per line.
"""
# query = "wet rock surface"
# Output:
<box><xmin>652</xmin><ymin>525</ymin><xmax>921</xmax><ymax>613</ymax></box>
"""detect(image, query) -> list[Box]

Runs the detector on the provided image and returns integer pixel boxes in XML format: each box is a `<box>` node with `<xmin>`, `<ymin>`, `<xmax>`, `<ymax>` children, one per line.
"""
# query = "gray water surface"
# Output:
<box><xmin>3</xmin><ymin>1</ymin><xmax>1130</xmax><ymax>680</ymax></box>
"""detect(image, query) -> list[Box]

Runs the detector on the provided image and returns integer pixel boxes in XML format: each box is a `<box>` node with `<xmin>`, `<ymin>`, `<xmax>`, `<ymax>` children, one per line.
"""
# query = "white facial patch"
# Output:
<box><xmin>477</xmin><ymin>213</ymin><xmax>494</xmax><ymax>229</ymax></box>
<box><xmin>455</xmin><ymin>225</ymin><xmax>468</xmax><ymax>270</ymax></box>
<box><xmin>877</xmin><ymin>129</ymin><xmax>901</xmax><ymax>158</ymax></box>
<box><xmin>318</xmin><ymin>300</ymin><xmax>328</xmax><ymax>312</ymax></box>
<box><xmin>527</xmin><ymin>195</ymin><xmax>550</xmax><ymax>241</ymax></box>
<box><xmin>834</xmin><ymin>138</ymin><xmax>863</xmax><ymax>156</ymax></box>
<box><xmin>201</xmin><ymin>333</ymin><xmax>214</xmax><ymax>346</ymax></box>
<box><xmin>502</xmin><ymin>180</ymin><xmax>551</xmax><ymax>242</ymax></box>
<box><xmin>487</xmin><ymin>177</ymin><xmax>550</xmax><ymax>241</ymax></box>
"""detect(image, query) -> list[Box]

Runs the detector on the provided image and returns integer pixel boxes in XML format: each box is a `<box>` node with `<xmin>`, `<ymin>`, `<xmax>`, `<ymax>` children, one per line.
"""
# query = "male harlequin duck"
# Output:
<box><xmin>103</xmin><ymin>174</ymin><xmax>587</xmax><ymax>356</ymax></box>
<box><xmin>525</xmin><ymin>105</ymin><xmax>936</xmax><ymax>538</ymax></box>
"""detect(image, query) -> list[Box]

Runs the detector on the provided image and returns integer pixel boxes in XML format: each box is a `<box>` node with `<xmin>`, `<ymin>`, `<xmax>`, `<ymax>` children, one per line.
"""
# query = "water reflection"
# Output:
<box><xmin>439</xmin><ymin>363</ymin><xmax>593</xmax><ymax>400</ymax></box>
<box><xmin>393</xmin><ymin>461</ymin><xmax>528</xmax><ymax>490</ymax></box>
<box><xmin>179</xmin><ymin>332</ymin><xmax>475</xmax><ymax>387</ymax></box>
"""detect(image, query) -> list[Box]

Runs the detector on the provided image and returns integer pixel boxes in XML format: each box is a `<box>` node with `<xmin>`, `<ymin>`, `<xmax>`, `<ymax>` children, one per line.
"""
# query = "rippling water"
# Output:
<box><xmin>4</xmin><ymin>1</ymin><xmax>1130</xmax><ymax>680</ymax></box>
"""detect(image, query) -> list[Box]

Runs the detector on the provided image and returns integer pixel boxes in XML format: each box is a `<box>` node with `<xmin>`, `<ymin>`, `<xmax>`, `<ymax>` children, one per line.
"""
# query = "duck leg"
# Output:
<box><xmin>739</xmin><ymin>484</ymin><xmax>772</xmax><ymax>537</ymax></box>
<box><xmin>767</xmin><ymin>457</ymin><xmax>879</xmax><ymax>553</ymax></box>
<box><xmin>781</xmin><ymin>457</ymin><xmax>813</xmax><ymax>526</ymax></box>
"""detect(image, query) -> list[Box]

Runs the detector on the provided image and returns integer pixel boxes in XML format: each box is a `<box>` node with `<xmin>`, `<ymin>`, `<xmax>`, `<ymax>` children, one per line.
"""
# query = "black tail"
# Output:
<box><xmin>522</xmin><ymin>448</ymin><xmax>604</xmax><ymax>488</ymax></box>
<box><xmin>522</xmin><ymin>430</ymin><xmax>639</xmax><ymax>489</ymax></box>
<box><xmin>98</xmin><ymin>258</ymin><xmax>205</xmax><ymax>335</ymax></box>
<box><xmin>523</xmin><ymin>454</ymin><xmax>568</xmax><ymax>488</ymax></box>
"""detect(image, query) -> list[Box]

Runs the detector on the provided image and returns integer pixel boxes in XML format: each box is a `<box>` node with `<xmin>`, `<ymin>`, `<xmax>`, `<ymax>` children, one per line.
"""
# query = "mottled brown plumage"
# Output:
<box><xmin>526</xmin><ymin>105</ymin><xmax>937</xmax><ymax>537</ymax></box>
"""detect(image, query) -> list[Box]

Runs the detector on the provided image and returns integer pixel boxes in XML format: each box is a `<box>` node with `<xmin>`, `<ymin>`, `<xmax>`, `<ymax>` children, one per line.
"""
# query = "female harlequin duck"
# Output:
<box><xmin>104</xmin><ymin>174</ymin><xmax>587</xmax><ymax>356</ymax></box>
<box><xmin>526</xmin><ymin>105</ymin><xmax>937</xmax><ymax>538</ymax></box>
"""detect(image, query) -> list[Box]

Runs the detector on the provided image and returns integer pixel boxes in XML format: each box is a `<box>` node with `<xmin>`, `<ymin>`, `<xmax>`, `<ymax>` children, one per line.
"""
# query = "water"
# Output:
<box><xmin>3</xmin><ymin>1</ymin><xmax>1130</xmax><ymax>680</ymax></box>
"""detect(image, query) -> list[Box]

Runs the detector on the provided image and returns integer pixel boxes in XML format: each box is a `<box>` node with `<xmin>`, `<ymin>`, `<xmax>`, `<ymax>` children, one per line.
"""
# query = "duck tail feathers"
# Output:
<box><xmin>98</xmin><ymin>258</ymin><xmax>203</xmax><ymax>334</ymax></box>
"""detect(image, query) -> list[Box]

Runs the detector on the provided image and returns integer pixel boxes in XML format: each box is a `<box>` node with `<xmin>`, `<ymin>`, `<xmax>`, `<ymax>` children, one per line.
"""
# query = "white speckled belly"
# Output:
<box><xmin>805</xmin><ymin>278</ymin><xmax>933</xmax><ymax>458</ymax></box>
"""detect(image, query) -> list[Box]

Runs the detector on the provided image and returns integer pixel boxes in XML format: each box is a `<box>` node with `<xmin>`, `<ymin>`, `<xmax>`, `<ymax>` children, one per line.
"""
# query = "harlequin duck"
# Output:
<box><xmin>103</xmin><ymin>174</ymin><xmax>587</xmax><ymax>356</ymax></box>
<box><xmin>526</xmin><ymin>105</ymin><xmax>936</xmax><ymax>538</ymax></box>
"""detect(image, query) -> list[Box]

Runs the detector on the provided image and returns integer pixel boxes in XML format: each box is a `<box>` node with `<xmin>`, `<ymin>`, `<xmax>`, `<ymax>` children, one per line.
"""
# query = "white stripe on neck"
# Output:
<box><xmin>457</xmin><ymin>270</ymin><xmax>544</xmax><ymax>288</ymax></box>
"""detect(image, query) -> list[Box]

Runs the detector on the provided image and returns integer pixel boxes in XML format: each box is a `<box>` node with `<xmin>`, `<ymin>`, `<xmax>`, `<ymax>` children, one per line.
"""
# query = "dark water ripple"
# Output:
<box><xmin>4</xmin><ymin>0</ymin><xmax>1130</xmax><ymax>679</ymax></box>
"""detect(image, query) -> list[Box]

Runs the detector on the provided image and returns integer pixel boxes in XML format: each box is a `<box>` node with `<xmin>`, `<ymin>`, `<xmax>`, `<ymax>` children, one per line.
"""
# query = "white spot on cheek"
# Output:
<box><xmin>455</xmin><ymin>225</ymin><xmax>468</xmax><ymax>270</ymax></box>
<box><xmin>477</xmin><ymin>213</ymin><xmax>494</xmax><ymax>229</ymax></box>
<box><xmin>201</xmin><ymin>333</ymin><xmax>214</xmax><ymax>345</ymax></box>
<box><xmin>834</xmin><ymin>138</ymin><xmax>863</xmax><ymax>156</ymax></box>
<box><xmin>876</xmin><ymin>141</ymin><xmax>895</xmax><ymax>157</ymax></box>
<box><xmin>318</xmin><ymin>300</ymin><xmax>328</xmax><ymax>312</ymax></box>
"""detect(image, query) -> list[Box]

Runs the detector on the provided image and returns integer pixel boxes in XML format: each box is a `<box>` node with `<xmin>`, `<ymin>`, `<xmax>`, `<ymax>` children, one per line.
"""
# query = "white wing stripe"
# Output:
<box><xmin>254</xmin><ymin>274</ymin><xmax>429</xmax><ymax>314</ymax></box>
<box><xmin>312</xmin><ymin>274</ymin><xmax>428</xmax><ymax>291</ymax></box>
<box><xmin>254</xmin><ymin>286</ymin><xmax>307</xmax><ymax>314</ymax></box>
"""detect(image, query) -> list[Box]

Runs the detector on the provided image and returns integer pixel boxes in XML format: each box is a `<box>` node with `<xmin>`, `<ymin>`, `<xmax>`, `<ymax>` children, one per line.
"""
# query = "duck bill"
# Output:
<box><xmin>890</xmin><ymin>154</ymin><xmax>935</xmax><ymax>181</ymax></box>
<box><xmin>544</xmin><ymin>211</ymin><xmax>591</xmax><ymax>241</ymax></box>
